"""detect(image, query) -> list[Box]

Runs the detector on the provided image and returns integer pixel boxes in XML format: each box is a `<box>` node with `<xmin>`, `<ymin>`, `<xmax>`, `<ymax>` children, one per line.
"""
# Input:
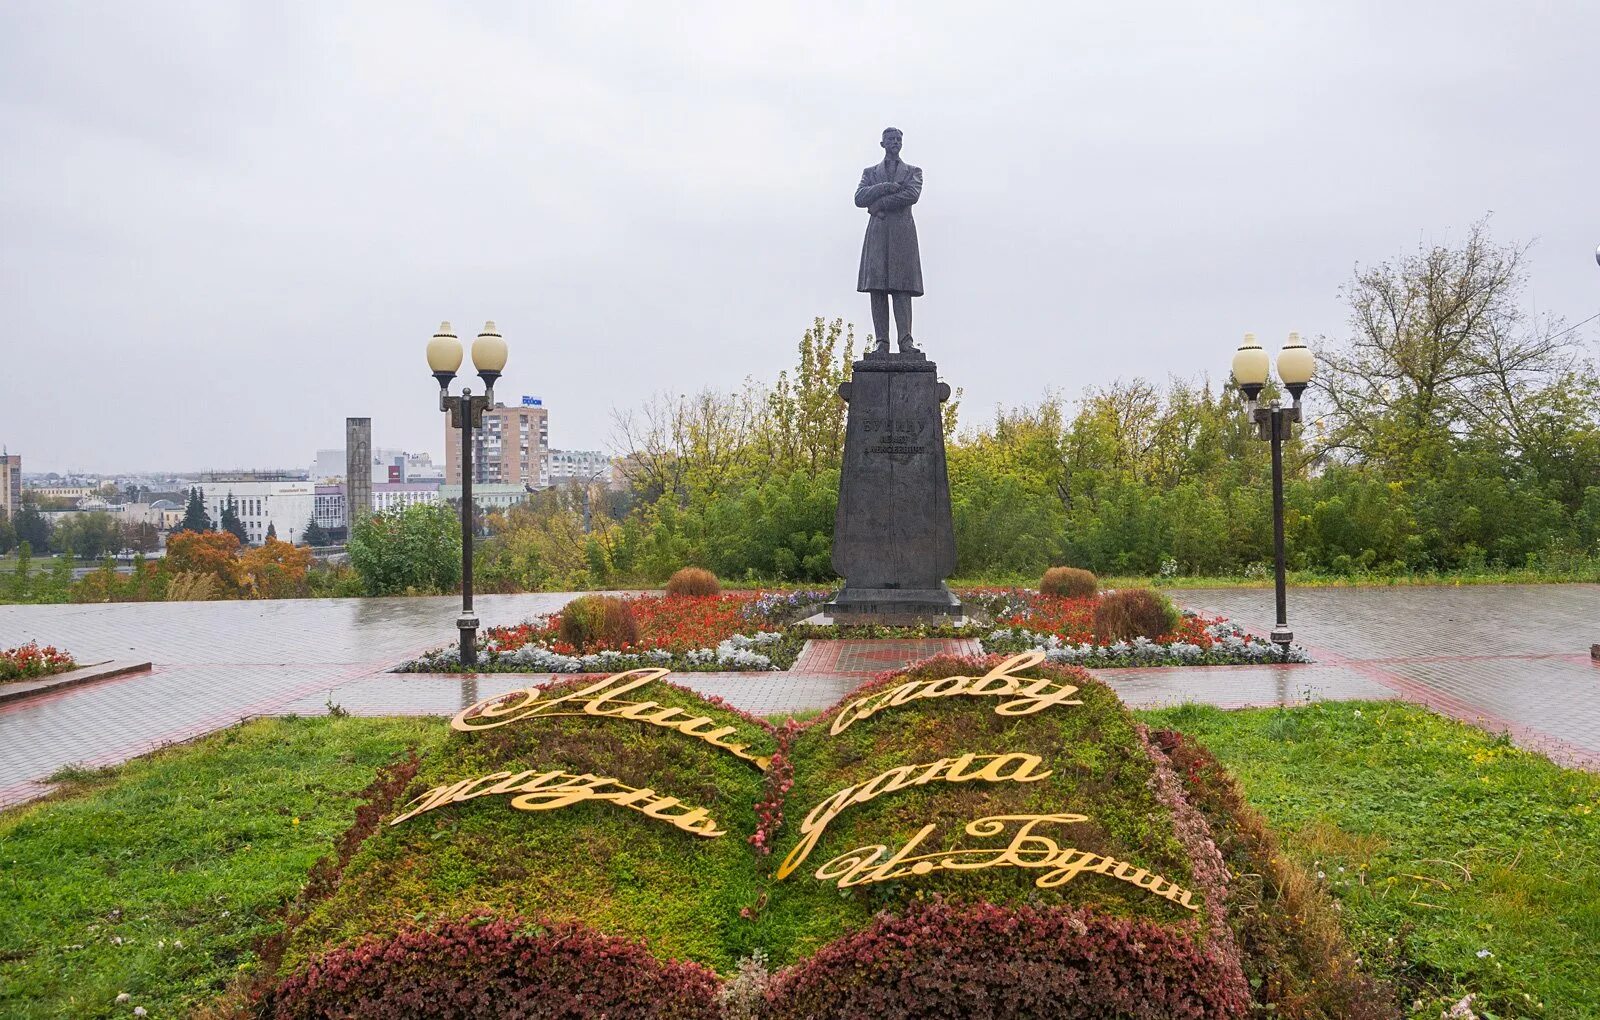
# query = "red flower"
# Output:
<box><xmin>0</xmin><ymin>642</ymin><xmax>76</xmax><ymax>682</ymax></box>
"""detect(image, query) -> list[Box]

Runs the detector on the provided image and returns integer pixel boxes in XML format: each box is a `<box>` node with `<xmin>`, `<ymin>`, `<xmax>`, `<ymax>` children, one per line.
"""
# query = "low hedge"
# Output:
<box><xmin>262</xmin><ymin>915</ymin><xmax>720</xmax><ymax>1019</ymax></box>
<box><xmin>765</xmin><ymin>899</ymin><xmax>1248</xmax><ymax>1020</ymax></box>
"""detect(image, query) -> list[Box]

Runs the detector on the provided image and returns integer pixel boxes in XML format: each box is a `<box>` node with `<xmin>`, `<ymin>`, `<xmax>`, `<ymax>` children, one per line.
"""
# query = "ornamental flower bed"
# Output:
<box><xmin>973</xmin><ymin>589</ymin><xmax>1311</xmax><ymax>666</ymax></box>
<box><xmin>0</xmin><ymin>642</ymin><xmax>76</xmax><ymax>682</ymax></box>
<box><xmin>396</xmin><ymin>592</ymin><xmax>832</xmax><ymax>674</ymax></box>
<box><xmin>395</xmin><ymin>587</ymin><xmax>1305</xmax><ymax>674</ymax></box>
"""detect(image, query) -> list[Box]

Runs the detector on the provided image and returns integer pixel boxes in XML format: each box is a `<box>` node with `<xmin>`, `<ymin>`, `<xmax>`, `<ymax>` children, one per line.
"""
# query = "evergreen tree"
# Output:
<box><xmin>219</xmin><ymin>494</ymin><xmax>249</xmax><ymax>546</ymax></box>
<box><xmin>0</xmin><ymin>513</ymin><xmax>16</xmax><ymax>555</ymax></box>
<box><xmin>13</xmin><ymin>501</ymin><xmax>53</xmax><ymax>553</ymax></box>
<box><xmin>303</xmin><ymin>516</ymin><xmax>329</xmax><ymax>547</ymax></box>
<box><xmin>266</xmin><ymin>521</ymin><xmax>278</xmax><ymax>542</ymax></box>
<box><xmin>179</xmin><ymin>487</ymin><xmax>212</xmax><ymax>533</ymax></box>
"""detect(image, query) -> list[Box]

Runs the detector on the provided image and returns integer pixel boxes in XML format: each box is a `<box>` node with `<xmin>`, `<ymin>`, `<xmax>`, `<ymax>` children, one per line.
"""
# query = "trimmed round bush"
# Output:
<box><xmin>764</xmin><ymin>899</ymin><xmax>1249</xmax><ymax>1020</ymax></box>
<box><xmin>666</xmin><ymin>566</ymin><xmax>721</xmax><ymax>597</ymax></box>
<box><xmin>1092</xmin><ymin>588</ymin><xmax>1181</xmax><ymax>643</ymax></box>
<box><xmin>556</xmin><ymin>594</ymin><xmax>640</xmax><ymax>651</ymax></box>
<box><xmin>1040</xmin><ymin>566</ymin><xmax>1098</xmax><ymax>598</ymax></box>
<box><xmin>263</xmin><ymin>915</ymin><xmax>720</xmax><ymax>1019</ymax></box>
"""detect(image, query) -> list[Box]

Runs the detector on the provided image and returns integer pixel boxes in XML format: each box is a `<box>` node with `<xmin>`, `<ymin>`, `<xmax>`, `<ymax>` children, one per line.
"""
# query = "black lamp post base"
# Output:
<box><xmin>458</xmin><ymin>614</ymin><xmax>480</xmax><ymax>667</ymax></box>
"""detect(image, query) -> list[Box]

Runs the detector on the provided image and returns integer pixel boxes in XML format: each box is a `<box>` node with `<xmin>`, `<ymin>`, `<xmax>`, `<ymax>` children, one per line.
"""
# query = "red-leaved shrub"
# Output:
<box><xmin>555</xmin><ymin>594</ymin><xmax>640</xmax><ymax>651</ymax></box>
<box><xmin>1040</xmin><ymin>566</ymin><xmax>1098</xmax><ymax>598</ymax></box>
<box><xmin>261</xmin><ymin>915</ymin><xmax>720</xmax><ymax>1019</ymax></box>
<box><xmin>1093</xmin><ymin>588</ymin><xmax>1181</xmax><ymax>643</ymax></box>
<box><xmin>666</xmin><ymin>566</ymin><xmax>721</xmax><ymax>596</ymax></box>
<box><xmin>764</xmin><ymin>899</ymin><xmax>1249</xmax><ymax>1020</ymax></box>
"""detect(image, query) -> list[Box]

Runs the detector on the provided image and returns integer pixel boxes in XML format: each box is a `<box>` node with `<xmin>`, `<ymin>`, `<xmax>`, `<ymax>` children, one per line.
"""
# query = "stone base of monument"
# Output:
<box><xmin>829</xmin><ymin>349</ymin><xmax>965</xmax><ymax>623</ymax></box>
<box><xmin>821</xmin><ymin>584</ymin><xmax>966</xmax><ymax>626</ymax></box>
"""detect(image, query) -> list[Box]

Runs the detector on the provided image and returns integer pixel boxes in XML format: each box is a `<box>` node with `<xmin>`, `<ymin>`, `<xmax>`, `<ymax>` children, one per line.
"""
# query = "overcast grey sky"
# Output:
<box><xmin>3</xmin><ymin>1</ymin><xmax>1597</xmax><ymax>474</ymax></box>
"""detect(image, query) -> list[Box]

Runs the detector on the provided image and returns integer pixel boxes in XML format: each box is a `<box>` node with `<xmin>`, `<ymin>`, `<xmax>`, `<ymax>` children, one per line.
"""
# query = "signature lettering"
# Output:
<box><xmin>390</xmin><ymin>768</ymin><xmax>725</xmax><ymax>837</ymax></box>
<box><xmin>775</xmin><ymin>752</ymin><xmax>1052</xmax><ymax>879</ymax></box>
<box><xmin>829</xmin><ymin>652</ymin><xmax>1082</xmax><ymax>736</ymax></box>
<box><xmin>452</xmin><ymin>669</ymin><xmax>771</xmax><ymax>770</ymax></box>
<box><xmin>813</xmin><ymin>813</ymin><xmax>1199</xmax><ymax>910</ymax></box>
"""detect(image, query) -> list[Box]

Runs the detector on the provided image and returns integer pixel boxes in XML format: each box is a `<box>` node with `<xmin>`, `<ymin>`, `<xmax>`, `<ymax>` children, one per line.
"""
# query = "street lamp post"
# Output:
<box><xmin>1231</xmin><ymin>332</ymin><xmax>1315</xmax><ymax>661</ymax></box>
<box><xmin>426</xmin><ymin>320</ymin><xmax>508</xmax><ymax>668</ymax></box>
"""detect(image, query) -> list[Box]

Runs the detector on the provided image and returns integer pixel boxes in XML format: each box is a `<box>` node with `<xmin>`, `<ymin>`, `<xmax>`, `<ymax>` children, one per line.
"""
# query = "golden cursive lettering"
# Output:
<box><xmin>811</xmin><ymin>813</ymin><xmax>1200</xmax><ymax>911</ymax></box>
<box><xmin>775</xmin><ymin>753</ymin><xmax>1053</xmax><ymax>880</ymax></box>
<box><xmin>451</xmin><ymin>670</ymin><xmax>772</xmax><ymax>770</ymax></box>
<box><xmin>390</xmin><ymin>767</ymin><xmax>726</xmax><ymax>837</ymax></box>
<box><xmin>828</xmin><ymin>653</ymin><xmax>1083</xmax><ymax>735</ymax></box>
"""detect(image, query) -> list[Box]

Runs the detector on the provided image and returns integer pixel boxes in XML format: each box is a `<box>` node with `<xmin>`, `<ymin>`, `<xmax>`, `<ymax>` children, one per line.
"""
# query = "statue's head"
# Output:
<box><xmin>880</xmin><ymin>127</ymin><xmax>903</xmax><ymax>159</ymax></box>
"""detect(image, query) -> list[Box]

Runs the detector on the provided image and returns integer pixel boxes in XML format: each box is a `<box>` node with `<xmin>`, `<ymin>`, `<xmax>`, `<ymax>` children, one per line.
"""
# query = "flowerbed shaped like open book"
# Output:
<box><xmin>249</xmin><ymin>653</ymin><xmax>1388</xmax><ymax>1020</ymax></box>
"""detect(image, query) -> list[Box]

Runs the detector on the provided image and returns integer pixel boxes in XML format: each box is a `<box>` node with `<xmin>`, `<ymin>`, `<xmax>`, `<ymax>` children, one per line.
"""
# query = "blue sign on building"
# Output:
<box><xmin>521</xmin><ymin>396</ymin><xmax>542</xmax><ymax>407</ymax></box>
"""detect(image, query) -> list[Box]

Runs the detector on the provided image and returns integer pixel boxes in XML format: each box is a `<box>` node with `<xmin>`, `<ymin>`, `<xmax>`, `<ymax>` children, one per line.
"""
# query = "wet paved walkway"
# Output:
<box><xmin>1173</xmin><ymin>585</ymin><xmax>1600</xmax><ymax>769</ymax></box>
<box><xmin>1</xmin><ymin>585</ymin><xmax>1597</xmax><ymax>808</ymax></box>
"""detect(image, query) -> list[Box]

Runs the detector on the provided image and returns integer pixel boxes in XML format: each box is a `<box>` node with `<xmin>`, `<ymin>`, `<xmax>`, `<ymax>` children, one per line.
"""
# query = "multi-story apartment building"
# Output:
<box><xmin>0</xmin><ymin>452</ymin><xmax>19</xmax><ymax>519</ymax></box>
<box><xmin>545</xmin><ymin>449</ymin><xmax>611</xmax><ymax>487</ymax></box>
<box><xmin>445</xmin><ymin>403</ymin><xmax>548</xmax><ymax>487</ymax></box>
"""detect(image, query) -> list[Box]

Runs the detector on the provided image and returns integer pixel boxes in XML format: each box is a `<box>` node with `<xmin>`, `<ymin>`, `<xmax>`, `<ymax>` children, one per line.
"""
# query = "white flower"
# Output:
<box><xmin>115</xmin><ymin>993</ymin><xmax>130</xmax><ymax>1004</ymax></box>
<box><xmin>1476</xmin><ymin>949</ymin><xmax>1493</xmax><ymax>959</ymax></box>
<box><xmin>134</xmin><ymin>1009</ymin><xmax>148</xmax><ymax>1017</ymax></box>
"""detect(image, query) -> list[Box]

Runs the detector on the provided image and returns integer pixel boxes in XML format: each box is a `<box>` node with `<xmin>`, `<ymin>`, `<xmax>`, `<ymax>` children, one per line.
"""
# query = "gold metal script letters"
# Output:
<box><xmin>390</xmin><ymin>768</ymin><xmax>725</xmax><ymax>837</ymax></box>
<box><xmin>813</xmin><ymin>813</ymin><xmax>1199</xmax><ymax>910</ymax></box>
<box><xmin>451</xmin><ymin>669</ymin><xmax>771</xmax><ymax>770</ymax></box>
<box><xmin>828</xmin><ymin>652</ymin><xmax>1082</xmax><ymax>735</ymax></box>
<box><xmin>775</xmin><ymin>752</ymin><xmax>1053</xmax><ymax>879</ymax></box>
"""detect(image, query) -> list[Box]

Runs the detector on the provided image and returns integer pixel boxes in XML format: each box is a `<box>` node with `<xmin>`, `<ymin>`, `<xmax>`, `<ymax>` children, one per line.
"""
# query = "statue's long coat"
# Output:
<box><xmin>855</xmin><ymin>160</ymin><xmax>924</xmax><ymax>296</ymax></box>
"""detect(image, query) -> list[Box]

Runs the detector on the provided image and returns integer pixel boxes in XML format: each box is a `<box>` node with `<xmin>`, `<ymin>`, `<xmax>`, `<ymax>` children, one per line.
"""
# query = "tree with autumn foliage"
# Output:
<box><xmin>164</xmin><ymin>530</ymin><xmax>243</xmax><ymax>595</ymax></box>
<box><xmin>239</xmin><ymin>537</ymin><xmax>313</xmax><ymax>599</ymax></box>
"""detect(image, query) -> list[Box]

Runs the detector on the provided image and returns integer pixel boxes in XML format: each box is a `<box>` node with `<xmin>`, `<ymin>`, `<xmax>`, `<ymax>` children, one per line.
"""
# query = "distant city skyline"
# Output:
<box><xmin>5</xmin><ymin>4</ymin><xmax>1598</xmax><ymax>472</ymax></box>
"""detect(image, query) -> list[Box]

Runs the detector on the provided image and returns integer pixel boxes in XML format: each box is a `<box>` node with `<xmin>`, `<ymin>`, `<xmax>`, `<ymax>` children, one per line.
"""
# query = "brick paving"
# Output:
<box><xmin>2</xmin><ymin>585</ymin><xmax>1597</xmax><ymax>809</ymax></box>
<box><xmin>791</xmin><ymin>638</ymin><xmax>982</xmax><ymax>674</ymax></box>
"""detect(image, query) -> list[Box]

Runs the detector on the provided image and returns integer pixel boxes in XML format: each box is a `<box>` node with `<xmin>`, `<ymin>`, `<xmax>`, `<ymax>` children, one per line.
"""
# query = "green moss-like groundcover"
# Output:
<box><xmin>257</xmin><ymin>659</ymin><xmax>1356</xmax><ymax>1018</ymax></box>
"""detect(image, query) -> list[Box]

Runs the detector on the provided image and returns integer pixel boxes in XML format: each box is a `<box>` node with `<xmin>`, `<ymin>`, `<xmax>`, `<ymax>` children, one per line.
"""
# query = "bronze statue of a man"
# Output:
<box><xmin>855</xmin><ymin>127</ymin><xmax>923</xmax><ymax>354</ymax></box>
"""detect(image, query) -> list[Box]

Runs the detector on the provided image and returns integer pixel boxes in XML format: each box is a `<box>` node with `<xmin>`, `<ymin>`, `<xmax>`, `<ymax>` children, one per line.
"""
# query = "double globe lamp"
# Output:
<box><xmin>425</xmin><ymin>320</ymin><xmax>509</xmax><ymax>667</ymax></box>
<box><xmin>1230</xmin><ymin>332</ymin><xmax>1315</xmax><ymax>660</ymax></box>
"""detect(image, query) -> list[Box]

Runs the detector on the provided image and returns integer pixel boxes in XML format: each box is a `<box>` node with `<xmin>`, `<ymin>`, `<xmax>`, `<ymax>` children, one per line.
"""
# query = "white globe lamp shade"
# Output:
<box><xmin>1231</xmin><ymin>333</ymin><xmax>1270</xmax><ymax>388</ymax></box>
<box><xmin>426</xmin><ymin>321</ymin><xmax>463</xmax><ymax>374</ymax></box>
<box><xmin>1277</xmin><ymin>332</ymin><xmax>1315</xmax><ymax>388</ymax></box>
<box><xmin>472</xmin><ymin>320</ymin><xmax>508</xmax><ymax>374</ymax></box>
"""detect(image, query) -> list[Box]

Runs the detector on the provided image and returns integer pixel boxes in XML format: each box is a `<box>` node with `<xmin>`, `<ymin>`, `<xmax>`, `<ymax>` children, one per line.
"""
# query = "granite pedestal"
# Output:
<box><xmin>826</xmin><ymin>350</ymin><xmax>963</xmax><ymax>623</ymax></box>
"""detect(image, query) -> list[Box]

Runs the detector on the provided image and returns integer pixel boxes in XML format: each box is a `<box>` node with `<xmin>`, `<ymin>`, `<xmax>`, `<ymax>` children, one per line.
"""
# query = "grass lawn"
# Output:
<box><xmin>1140</xmin><ymin>700</ymin><xmax>1600</xmax><ymax>1020</ymax></box>
<box><xmin>2</xmin><ymin>704</ymin><xmax>1597</xmax><ymax>1018</ymax></box>
<box><xmin>0</xmin><ymin>716</ymin><xmax>446</xmax><ymax>1019</ymax></box>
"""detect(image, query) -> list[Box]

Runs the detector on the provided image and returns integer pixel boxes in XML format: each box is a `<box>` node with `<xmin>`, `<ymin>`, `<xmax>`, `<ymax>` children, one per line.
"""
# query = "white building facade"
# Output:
<box><xmin>200</xmin><ymin>480</ymin><xmax>316</xmax><ymax>545</ymax></box>
<box><xmin>371</xmin><ymin>482</ymin><xmax>441</xmax><ymax>514</ymax></box>
<box><xmin>545</xmin><ymin>449</ymin><xmax>611</xmax><ymax>487</ymax></box>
